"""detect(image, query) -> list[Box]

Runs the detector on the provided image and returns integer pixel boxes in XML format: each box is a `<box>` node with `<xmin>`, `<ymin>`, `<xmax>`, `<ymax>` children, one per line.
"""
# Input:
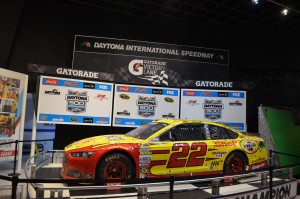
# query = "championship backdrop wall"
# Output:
<box><xmin>181</xmin><ymin>89</ymin><xmax>246</xmax><ymax>131</ymax></box>
<box><xmin>37</xmin><ymin>76</ymin><xmax>113</xmax><ymax>126</ymax></box>
<box><xmin>113</xmin><ymin>84</ymin><xmax>180</xmax><ymax>127</ymax></box>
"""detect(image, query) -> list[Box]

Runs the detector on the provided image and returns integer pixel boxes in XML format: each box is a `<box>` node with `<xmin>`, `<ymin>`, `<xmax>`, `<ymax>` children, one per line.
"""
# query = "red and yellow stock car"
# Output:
<box><xmin>61</xmin><ymin>119</ymin><xmax>268</xmax><ymax>180</ymax></box>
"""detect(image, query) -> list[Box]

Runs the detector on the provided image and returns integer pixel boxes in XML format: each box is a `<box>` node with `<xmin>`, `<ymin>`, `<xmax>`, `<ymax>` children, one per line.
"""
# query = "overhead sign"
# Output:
<box><xmin>73</xmin><ymin>36</ymin><xmax>229</xmax><ymax>87</ymax></box>
<box><xmin>0</xmin><ymin>68</ymin><xmax>28</xmax><ymax>161</ymax></box>
<box><xmin>37</xmin><ymin>76</ymin><xmax>113</xmax><ymax>126</ymax></box>
<box><xmin>113</xmin><ymin>84</ymin><xmax>180</xmax><ymax>127</ymax></box>
<box><xmin>180</xmin><ymin>89</ymin><xmax>246</xmax><ymax>131</ymax></box>
<box><xmin>27</xmin><ymin>63</ymin><xmax>114</xmax><ymax>81</ymax></box>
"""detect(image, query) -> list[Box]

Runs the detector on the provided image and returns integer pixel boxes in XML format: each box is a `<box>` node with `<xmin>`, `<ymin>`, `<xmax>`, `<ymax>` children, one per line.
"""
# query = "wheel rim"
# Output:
<box><xmin>104</xmin><ymin>160</ymin><xmax>127</xmax><ymax>178</ymax></box>
<box><xmin>228</xmin><ymin>157</ymin><xmax>243</xmax><ymax>173</ymax></box>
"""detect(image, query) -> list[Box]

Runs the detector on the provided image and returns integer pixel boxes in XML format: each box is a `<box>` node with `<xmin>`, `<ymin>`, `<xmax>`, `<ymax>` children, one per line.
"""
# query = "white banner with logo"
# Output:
<box><xmin>37</xmin><ymin>76</ymin><xmax>113</xmax><ymax>126</ymax></box>
<box><xmin>180</xmin><ymin>89</ymin><xmax>246</xmax><ymax>131</ymax></box>
<box><xmin>113</xmin><ymin>84</ymin><xmax>180</xmax><ymax>127</ymax></box>
<box><xmin>0</xmin><ymin>68</ymin><xmax>28</xmax><ymax>162</ymax></box>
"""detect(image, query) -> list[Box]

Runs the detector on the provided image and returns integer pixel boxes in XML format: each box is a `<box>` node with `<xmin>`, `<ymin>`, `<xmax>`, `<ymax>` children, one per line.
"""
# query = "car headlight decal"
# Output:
<box><xmin>70</xmin><ymin>152</ymin><xmax>94</xmax><ymax>158</ymax></box>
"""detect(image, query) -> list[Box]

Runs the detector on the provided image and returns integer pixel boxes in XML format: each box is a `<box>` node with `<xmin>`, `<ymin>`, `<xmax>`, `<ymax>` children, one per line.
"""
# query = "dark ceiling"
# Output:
<box><xmin>55</xmin><ymin>0</ymin><xmax>300</xmax><ymax>26</ymax></box>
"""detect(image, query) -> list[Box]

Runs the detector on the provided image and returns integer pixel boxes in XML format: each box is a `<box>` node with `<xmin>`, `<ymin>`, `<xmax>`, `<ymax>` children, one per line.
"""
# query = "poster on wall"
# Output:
<box><xmin>180</xmin><ymin>89</ymin><xmax>246</xmax><ymax>131</ymax></box>
<box><xmin>113</xmin><ymin>84</ymin><xmax>180</xmax><ymax>127</ymax></box>
<box><xmin>37</xmin><ymin>76</ymin><xmax>113</xmax><ymax>126</ymax></box>
<box><xmin>0</xmin><ymin>68</ymin><xmax>28</xmax><ymax>161</ymax></box>
<box><xmin>73</xmin><ymin>36</ymin><xmax>229</xmax><ymax>87</ymax></box>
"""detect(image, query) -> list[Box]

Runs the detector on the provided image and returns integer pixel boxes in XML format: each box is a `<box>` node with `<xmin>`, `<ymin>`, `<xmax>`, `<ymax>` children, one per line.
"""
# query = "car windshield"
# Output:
<box><xmin>126</xmin><ymin>122</ymin><xmax>168</xmax><ymax>140</ymax></box>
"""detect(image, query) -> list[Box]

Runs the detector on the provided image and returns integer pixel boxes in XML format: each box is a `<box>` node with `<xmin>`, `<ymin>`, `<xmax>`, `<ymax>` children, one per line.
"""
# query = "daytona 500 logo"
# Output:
<box><xmin>65</xmin><ymin>90</ymin><xmax>89</xmax><ymax>113</ymax></box>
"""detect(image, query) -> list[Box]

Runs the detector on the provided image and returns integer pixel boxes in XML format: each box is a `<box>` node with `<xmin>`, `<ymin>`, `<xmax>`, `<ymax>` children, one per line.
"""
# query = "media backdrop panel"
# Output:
<box><xmin>113</xmin><ymin>84</ymin><xmax>180</xmax><ymax>127</ymax></box>
<box><xmin>180</xmin><ymin>89</ymin><xmax>246</xmax><ymax>131</ymax></box>
<box><xmin>37</xmin><ymin>76</ymin><xmax>113</xmax><ymax>126</ymax></box>
<box><xmin>72</xmin><ymin>36</ymin><xmax>229</xmax><ymax>87</ymax></box>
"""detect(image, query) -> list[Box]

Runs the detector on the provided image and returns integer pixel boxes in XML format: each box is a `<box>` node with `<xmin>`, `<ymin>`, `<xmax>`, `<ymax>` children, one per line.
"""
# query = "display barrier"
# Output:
<box><xmin>1</xmin><ymin>139</ymin><xmax>300</xmax><ymax>199</ymax></box>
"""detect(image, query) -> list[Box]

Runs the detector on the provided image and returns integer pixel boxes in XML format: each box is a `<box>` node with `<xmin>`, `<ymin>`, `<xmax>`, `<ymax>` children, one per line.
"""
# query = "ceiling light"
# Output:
<box><xmin>252</xmin><ymin>0</ymin><xmax>259</xmax><ymax>4</ymax></box>
<box><xmin>281</xmin><ymin>9</ymin><xmax>288</xmax><ymax>16</ymax></box>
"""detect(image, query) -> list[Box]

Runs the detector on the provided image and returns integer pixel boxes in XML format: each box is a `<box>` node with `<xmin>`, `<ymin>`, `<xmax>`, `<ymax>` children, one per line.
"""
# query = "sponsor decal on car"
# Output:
<box><xmin>137</xmin><ymin>96</ymin><xmax>157</xmax><ymax>117</ymax></box>
<box><xmin>65</xmin><ymin>90</ymin><xmax>89</xmax><ymax>113</ymax></box>
<box><xmin>213</xmin><ymin>140</ymin><xmax>237</xmax><ymax>147</ymax></box>
<box><xmin>248</xmin><ymin>161</ymin><xmax>267</xmax><ymax>170</ymax></box>
<box><xmin>241</xmin><ymin>139</ymin><xmax>258</xmax><ymax>154</ymax></box>
<box><xmin>202</xmin><ymin>99</ymin><xmax>224</xmax><ymax>120</ymax></box>
<box><xmin>212</xmin><ymin>151</ymin><xmax>226</xmax><ymax>157</ymax></box>
<box><xmin>104</xmin><ymin>136</ymin><xmax>124</xmax><ymax>141</ymax></box>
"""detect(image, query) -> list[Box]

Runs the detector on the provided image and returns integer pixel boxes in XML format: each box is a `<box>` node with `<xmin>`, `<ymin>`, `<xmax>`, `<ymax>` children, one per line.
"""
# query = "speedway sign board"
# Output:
<box><xmin>113</xmin><ymin>84</ymin><xmax>180</xmax><ymax>127</ymax></box>
<box><xmin>37</xmin><ymin>76</ymin><xmax>113</xmax><ymax>126</ymax></box>
<box><xmin>73</xmin><ymin>35</ymin><xmax>229</xmax><ymax>87</ymax></box>
<box><xmin>180</xmin><ymin>89</ymin><xmax>246</xmax><ymax>131</ymax></box>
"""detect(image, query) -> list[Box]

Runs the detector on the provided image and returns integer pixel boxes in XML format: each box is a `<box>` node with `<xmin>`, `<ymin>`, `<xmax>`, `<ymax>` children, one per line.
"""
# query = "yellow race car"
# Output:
<box><xmin>61</xmin><ymin>119</ymin><xmax>268</xmax><ymax>180</ymax></box>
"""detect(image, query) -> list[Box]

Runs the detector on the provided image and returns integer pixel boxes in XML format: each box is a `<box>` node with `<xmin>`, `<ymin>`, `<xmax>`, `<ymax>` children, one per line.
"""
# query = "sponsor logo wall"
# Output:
<box><xmin>113</xmin><ymin>84</ymin><xmax>179</xmax><ymax>127</ymax></box>
<box><xmin>37</xmin><ymin>76</ymin><xmax>113</xmax><ymax>126</ymax></box>
<box><xmin>180</xmin><ymin>89</ymin><xmax>246</xmax><ymax>131</ymax></box>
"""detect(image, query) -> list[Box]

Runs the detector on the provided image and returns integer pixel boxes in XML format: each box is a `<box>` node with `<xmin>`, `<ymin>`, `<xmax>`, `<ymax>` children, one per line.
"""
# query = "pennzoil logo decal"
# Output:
<box><xmin>136</xmin><ymin>96</ymin><xmax>157</xmax><ymax>117</ymax></box>
<box><xmin>65</xmin><ymin>90</ymin><xmax>89</xmax><ymax>113</ymax></box>
<box><xmin>202</xmin><ymin>99</ymin><xmax>224</xmax><ymax>120</ymax></box>
<box><xmin>240</xmin><ymin>139</ymin><xmax>258</xmax><ymax>154</ymax></box>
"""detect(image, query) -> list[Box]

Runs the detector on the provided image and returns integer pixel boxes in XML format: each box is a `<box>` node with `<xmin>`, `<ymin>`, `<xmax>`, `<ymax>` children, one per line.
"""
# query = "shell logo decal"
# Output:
<box><xmin>240</xmin><ymin>139</ymin><xmax>258</xmax><ymax>154</ymax></box>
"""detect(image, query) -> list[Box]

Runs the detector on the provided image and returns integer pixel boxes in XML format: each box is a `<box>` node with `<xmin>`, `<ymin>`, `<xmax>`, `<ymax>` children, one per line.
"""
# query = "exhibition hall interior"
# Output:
<box><xmin>1</xmin><ymin>0</ymin><xmax>300</xmax><ymax>198</ymax></box>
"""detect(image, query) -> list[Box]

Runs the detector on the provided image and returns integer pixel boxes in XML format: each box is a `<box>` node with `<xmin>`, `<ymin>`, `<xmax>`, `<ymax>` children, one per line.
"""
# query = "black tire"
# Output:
<box><xmin>96</xmin><ymin>153</ymin><xmax>135</xmax><ymax>180</ymax></box>
<box><xmin>223</xmin><ymin>152</ymin><xmax>247</xmax><ymax>174</ymax></box>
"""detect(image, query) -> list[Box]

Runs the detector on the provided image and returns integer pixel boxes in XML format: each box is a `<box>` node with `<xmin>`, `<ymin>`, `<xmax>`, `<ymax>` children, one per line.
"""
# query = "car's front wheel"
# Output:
<box><xmin>223</xmin><ymin>151</ymin><xmax>247</xmax><ymax>174</ymax></box>
<box><xmin>96</xmin><ymin>153</ymin><xmax>135</xmax><ymax>180</ymax></box>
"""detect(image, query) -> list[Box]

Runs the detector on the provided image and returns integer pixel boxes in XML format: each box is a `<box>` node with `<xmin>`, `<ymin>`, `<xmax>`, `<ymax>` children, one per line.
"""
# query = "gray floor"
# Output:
<box><xmin>1</xmin><ymin>156</ymin><xmax>300</xmax><ymax>199</ymax></box>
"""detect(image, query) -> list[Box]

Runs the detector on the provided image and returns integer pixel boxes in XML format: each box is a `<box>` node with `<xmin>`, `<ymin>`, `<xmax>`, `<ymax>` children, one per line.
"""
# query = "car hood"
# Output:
<box><xmin>65</xmin><ymin>134</ymin><xmax>143</xmax><ymax>151</ymax></box>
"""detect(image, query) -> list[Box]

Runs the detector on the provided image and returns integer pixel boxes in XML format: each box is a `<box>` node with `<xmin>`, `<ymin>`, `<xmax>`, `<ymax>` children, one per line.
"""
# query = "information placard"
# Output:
<box><xmin>37</xmin><ymin>76</ymin><xmax>113</xmax><ymax>126</ymax></box>
<box><xmin>180</xmin><ymin>89</ymin><xmax>246</xmax><ymax>131</ymax></box>
<box><xmin>113</xmin><ymin>84</ymin><xmax>180</xmax><ymax>127</ymax></box>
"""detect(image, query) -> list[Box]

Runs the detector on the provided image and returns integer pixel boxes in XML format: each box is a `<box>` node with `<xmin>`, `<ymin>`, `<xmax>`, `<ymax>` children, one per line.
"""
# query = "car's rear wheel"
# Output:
<box><xmin>96</xmin><ymin>153</ymin><xmax>135</xmax><ymax>180</ymax></box>
<box><xmin>224</xmin><ymin>152</ymin><xmax>247</xmax><ymax>174</ymax></box>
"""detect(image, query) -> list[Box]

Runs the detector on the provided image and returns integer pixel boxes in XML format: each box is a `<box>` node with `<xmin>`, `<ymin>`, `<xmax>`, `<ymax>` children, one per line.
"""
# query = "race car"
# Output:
<box><xmin>61</xmin><ymin>119</ymin><xmax>268</xmax><ymax>180</ymax></box>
